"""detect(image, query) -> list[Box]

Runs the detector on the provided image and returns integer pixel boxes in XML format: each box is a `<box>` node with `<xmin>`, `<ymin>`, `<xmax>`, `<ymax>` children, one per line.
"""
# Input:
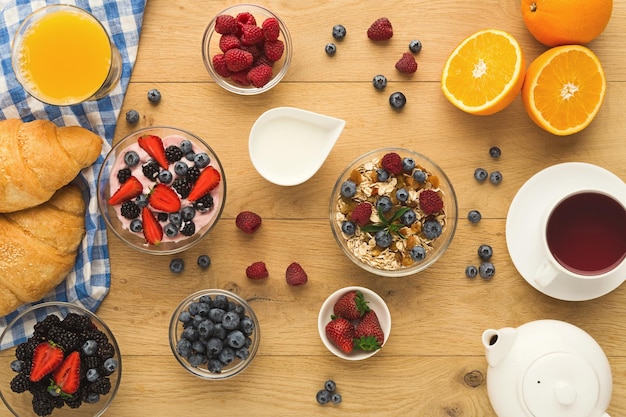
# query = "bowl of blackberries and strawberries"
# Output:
<box><xmin>97</xmin><ymin>126</ymin><xmax>226</xmax><ymax>255</ymax></box>
<box><xmin>0</xmin><ymin>302</ymin><xmax>121</xmax><ymax>417</ymax></box>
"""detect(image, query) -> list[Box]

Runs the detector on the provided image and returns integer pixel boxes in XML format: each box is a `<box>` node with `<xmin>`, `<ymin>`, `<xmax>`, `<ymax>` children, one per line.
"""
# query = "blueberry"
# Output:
<box><xmin>176</xmin><ymin>338</ymin><xmax>192</xmax><ymax>358</ymax></box>
<box><xmin>169</xmin><ymin>212</ymin><xmax>182</xmax><ymax>226</ymax></box>
<box><xmin>236</xmin><ymin>347</ymin><xmax>250</xmax><ymax>360</ymax></box>
<box><xmin>325</xmin><ymin>42</ymin><xmax>337</xmax><ymax>56</ymax></box>
<box><xmin>240</xmin><ymin>317</ymin><xmax>255</xmax><ymax>335</ymax></box>
<box><xmin>82</xmin><ymin>340</ymin><xmax>98</xmax><ymax>356</ymax></box>
<box><xmin>409</xmin><ymin>39</ymin><xmax>423</xmax><ymax>53</ymax></box>
<box><xmin>372</xmin><ymin>74</ymin><xmax>387</xmax><ymax>90</ymax></box>
<box><xmin>412</xmin><ymin>169</ymin><xmax>427</xmax><ymax>183</ymax></box>
<box><xmin>135</xmin><ymin>194</ymin><xmax>149</xmax><ymax>208</ymax></box>
<box><xmin>129</xmin><ymin>218</ymin><xmax>143</xmax><ymax>233</ymax></box>
<box><xmin>374</xmin><ymin>230</ymin><xmax>393</xmax><ymax>248</ymax></box>
<box><xmin>170</xmin><ymin>258</ymin><xmax>184</xmax><ymax>273</ymax></box>
<box><xmin>174</xmin><ymin>161</ymin><xmax>188</xmax><ymax>176</ymax></box>
<box><xmin>219</xmin><ymin>347</ymin><xmax>235</xmax><ymax>365</ymax></box>
<box><xmin>489</xmin><ymin>171</ymin><xmax>502</xmax><ymax>185</ymax></box>
<box><xmin>222</xmin><ymin>311</ymin><xmax>240</xmax><ymax>330</ymax></box>
<box><xmin>474</xmin><ymin>168</ymin><xmax>488</xmax><ymax>182</ymax></box>
<box><xmin>191</xmin><ymin>340</ymin><xmax>206</xmax><ymax>354</ymax></box>
<box><xmin>10</xmin><ymin>360</ymin><xmax>23</xmax><ymax>373</ymax></box>
<box><xmin>376</xmin><ymin>168</ymin><xmax>390</xmax><ymax>182</ymax></box>
<box><xmin>213</xmin><ymin>295</ymin><xmax>229</xmax><ymax>309</ymax></box>
<box><xmin>197</xmin><ymin>319</ymin><xmax>214</xmax><ymax>338</ymax></box>
<box><xmin>226</xmin><ymin>330</ymin><xmax>246</xmax><ymax>349</ymax></box>
<box><xmin>376</xmin><ymin>196</ymin><xmax>393</xmax><ymax>213</ymax></box>
<box><xmin>85</xmin><ymin>392</ymin><xmax>100</xmax><ymax>404</ymax></box>
<box><xmin>196</xmin><ymin>302</ymin><xmax>210</xmax><ymax>316</ymax></box>
<box><xmin>178</xmin><ymin>311</ymin><xmax>192</xmax><ymax>324</ymax></box>
<box><xmin>86</xmin><ymin>368</ymin><xmax>99</xmax><ymax>382</ymax></box>
<box><xmin>197</xmin><ymin>255</ymin><xmax>211</xmax><ymax>269</ymax></box>
<box><xmin>410</xmin><ymin>246</ymin><xmax>426</xmax><ymax>261</ymax></box>
<box><xmin>180</xmin><ymin>140</ymin><xmax>193</xmax><ymax>154</ymax></box>
<box><xmin>325</xmin><ymin>380</ymin><xmax>336</xmax><ymax>392</ymax></box>
<box><xmin>188</xmin><ymin>301</ymin><xmax>200</xmax><ymax>316</ymax></box>
<box><xmin>209</xmin><ymin>308</ymin><xmax>226</xmax><ymax>323</ymax></box>
<box><xmin>331</xmin><ymin>393</ymin><xmax>342</xmax><ymax>404</ymax></box>
<box><xmin>124</xmin><ymin>150</ymin><xmax>140</xmax><ymax>166</ymax></box>
<box><xmin>47</xmin><ymin>386</ymin><xmax>60</xmax><ymax>397</ymax></box>
<box><xmin>422</xmin><ymin>219</ymin><xmax>443</xmax><ymax>239</ymax></box>
<box><xmin>158</xmin><ymin>170</ymin><xmax>173</xmax><ymax>184</ymax></box>
<box><xmin>400</xmin><ymin>209</ymin><xmax>417</xmax><ymax>226</ymax></box>
<box><xmin>181</xmin><ymin>206</ymin><xmax>196</xmax><ymax>221</ymax></box>
<box><xmin>164</xmin><ymin>223</ymin><xmax>179</xmax><ymax>238</ymax></box>
<box><xmin>207</xmin><ymin>337</ymin><xmax>223</xmax><ymax>355</ymax></box>
<box><xmin>147</xmin><ymin>88</ymin><xmax>161</xmax><ymax>103</ymax></box>
<box><xmin>188</xmin><ymin>353</ymin><xmax>206</xmax><ymax>367</ymax></box>
<box><xmin>402</xmin><ymin>157</ymin><xmax>415</xmax><ymax>172</ymax></box>
<box><xmin>208</xmin><ymin>359</ymin><xmax>222</xmax><ymax>374</ymax></box>
<box><xmin>467</xmin><ymin>210</ymin><xmax>482</xmax><ymax>224</ymax></box>
<box><xmin>341</xmin><ymin>220</ymin><xmax>356</xmax><ymax>235</ymax></box>
<box><xmin>389</xmin><ymin>91</ymin><xmax>407</xmax><ymax>110</ymax></box>
<box><xmin>103</xmin><ymin>358</ymin><xmax>118</xmax><ymax>373</ymax></box>
<box><xmin>465</xmin><ymin>265</ymin><xmax>478</xmax><ymax>278</ymax></box>
<box><xmin>316</xmin><ymin>389</ymin><xmax>331</xmax><ymax>405</ymax></box>
<box><xmin>479</xmin><ymin>262</ymin><xmax>496</xmax><ymax>279</ymax></box>
<box><xmin>212</xmin><ymin>323</ymin><xmax>226</xmax><ymax>339</ymax></box>
<box><xmin>478</xmin><ymin>244</ymin><xmax>493</xmax><ymax>260</ymax></box>
<box><xmin>396</xmin><ymin>188</ymin><xmax>409</xmax><ymax>202</ymax></box>
<box><xmin>340</xmin><ymin>180</ymin><xmax>357</xmax><ymax>198</ymax></box>
<box><xmin>489</xmin><ymin>146</ymin><xmax>502</xmax><ymax>159</ymax></box>
<box><xmin>194</xmin><ymin>152</ymin><xmax>210</xmax><ymax>168</ymax></box>
<box><xmin>332</xmin><ymin>24</ymin><xmax>346</xmax><ymax>40</ymax></box>
<box><xmin>125</xmin><ymin>109</ymin><xmax>139</xmax><ymax>124</ymax></box>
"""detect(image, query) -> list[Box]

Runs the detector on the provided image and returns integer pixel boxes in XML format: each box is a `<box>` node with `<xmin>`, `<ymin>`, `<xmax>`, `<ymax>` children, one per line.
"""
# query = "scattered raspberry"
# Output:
<box><xmin>212</xmin><ymin>54</ymin><xmax>232</xmax><ymax>78</ymax></box>
<box><xmin>219</xmin><ymin>34</ymin><xmax>241</xmax><ymax>52</ymax></box>
<box><xmin>236</xmin><ymin>210</ymin><xmax>262</xmax><ymax>234</ymax></box>
<box><xmin>350</xmin><ymin>202</ymin><xmax>372</xmax><ymax>226</ymax></box>
<box><xmin>224</xmin><ymin>48</ymin><xmax>254</xmax><ymax>72</ymax></box>
<box><xmin>215</xmin><ymin>14</ymin><xmax>238</xmax><ymax>34</ymax></box>
<box><xmin>367</xmin><ymin>17</ymin><xmax>393</xmax><ymax>41</ymax></box>
<box><xmin>247</xmin><ymin>64</ymin><xmax>273</xmax><ymax>88</ymax></box>
<box><xmin>264</xmin><ymin>39</ymin><xmax>284</xmax><ymax>61</ymax></box>
<box><xmin>419</xmin><ymin>189</ymin><xmax>444</xmax><ymax>215</ymax></box>
<box><xmin>240</xmin><ymin>24</ymin><xmax>264</xmax><ymax>46</ymax></box>
<box><xmin>395</xmin><ymin>52</ymin><xmax>418</xmax><ymax>74</ymax></box>
<box><xmin>285</xmin><ymin>262</ymin><xmax>308</xmax><ymax>286</ymax></box>
<box><xmin>381</xmin><ymin>152</ymin><xmax>403</xmax><ymax>175</ymax></box>
<box><xmin>262</xmin><ymin>17</ymin><xmax>280</xmax><ymax>41</ymax></box>
<box><xmin>246</xmin><ymin>261</ymin><xmax>269</xmax><ymax>279</ymax></box>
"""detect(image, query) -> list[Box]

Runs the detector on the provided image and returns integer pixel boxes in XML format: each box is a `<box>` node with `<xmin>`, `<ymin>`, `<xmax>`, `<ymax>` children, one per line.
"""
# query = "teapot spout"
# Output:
<box><xmin>482</xmin><ymin>327</ymin><xmax>518</xmax><ymax>367</ymax></box>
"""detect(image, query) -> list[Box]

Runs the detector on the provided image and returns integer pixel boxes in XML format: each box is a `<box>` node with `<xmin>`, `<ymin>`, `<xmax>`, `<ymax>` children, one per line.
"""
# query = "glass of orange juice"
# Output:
<box><xmin>11</xmin><ymin>4</ymin><xmax>122</xmax><ymax>106</ymax></box>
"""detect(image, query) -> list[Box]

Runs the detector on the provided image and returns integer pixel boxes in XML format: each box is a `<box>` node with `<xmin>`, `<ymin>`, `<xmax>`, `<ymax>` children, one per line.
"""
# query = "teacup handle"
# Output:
<box><xmin>534</xmin><ymin>260</ymin><xmax>559</xmax><ymax>288</ymax></box>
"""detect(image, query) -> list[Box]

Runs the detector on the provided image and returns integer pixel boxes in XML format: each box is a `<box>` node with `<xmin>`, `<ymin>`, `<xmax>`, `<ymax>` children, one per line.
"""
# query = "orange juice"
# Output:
<box><xmin>14</xmin><ymin>7</ymin><xmax>112</xmax><ymax>105</ymax></box>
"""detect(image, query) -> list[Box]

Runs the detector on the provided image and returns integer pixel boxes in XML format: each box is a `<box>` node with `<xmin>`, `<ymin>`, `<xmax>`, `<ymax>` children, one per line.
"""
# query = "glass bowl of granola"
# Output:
<box><xmin>329</xmin><ymin>148</ymin><xmax>458</xmax><ymax>277</ymax></box>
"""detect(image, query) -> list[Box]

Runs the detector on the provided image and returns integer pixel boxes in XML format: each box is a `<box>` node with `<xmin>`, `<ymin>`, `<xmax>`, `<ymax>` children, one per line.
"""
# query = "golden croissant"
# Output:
<box><xmin>0</xmin><ymin>185</ymin><xmax>86</xmax><ymax>316</ymax></box>
<box><xmin>0</xmin><ymin>118</ymin><xmax>102</xmax><ymax>213</ymax></box>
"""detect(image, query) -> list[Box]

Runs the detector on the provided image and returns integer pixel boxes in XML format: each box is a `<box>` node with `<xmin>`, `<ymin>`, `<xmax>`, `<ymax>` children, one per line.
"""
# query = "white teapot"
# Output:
<box><xmin>482</xmin><ymin>319</ymin><xmax>612</xmax><ymax>417</ymax></box>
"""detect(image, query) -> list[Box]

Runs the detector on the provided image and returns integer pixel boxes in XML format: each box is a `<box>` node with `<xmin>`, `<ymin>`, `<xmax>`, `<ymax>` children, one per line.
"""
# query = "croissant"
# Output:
<box><xmin>0</xmin><ymin>185</ymin><xmax>86</xmax><ymax>316</ymax></box>
<box><xmin>0</xmin><ymin>118</ymin><xmax>102</xmax><ymax>213</ymax></box>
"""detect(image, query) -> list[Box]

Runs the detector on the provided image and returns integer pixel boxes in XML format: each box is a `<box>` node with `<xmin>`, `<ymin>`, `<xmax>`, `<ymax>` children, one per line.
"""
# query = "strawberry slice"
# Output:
<box><xmin>142</xmin><ymin>207</ymin><xmax>163</xmax><ymax>245</ymax></box>
<box><xmin>29</xmin><ymin>342</ymin><xmax>64</xmax><ymax>382</ymax></box>
<box><xmin>188</xmin><ymin>166</ymin><xmax>221</xmax><ymax>202</ymax></box>
<box><xmin>109</xmin><ymin>176</ymin><xmax>143</xmax><ymax>205</ymax></box>
<box><xmin>50</xmin><ymin>351</ymin><xmax>81</xmax><ymax>395</ymax></box>
<box><xmin>138</xmin><ymin>134</ymin><xmax>168</xmax><ymax>169</ymax></box>
<box><xmin>149</xmin><ymin>184</ymin><xmax>181</xmax><ymax>213</ymax></box>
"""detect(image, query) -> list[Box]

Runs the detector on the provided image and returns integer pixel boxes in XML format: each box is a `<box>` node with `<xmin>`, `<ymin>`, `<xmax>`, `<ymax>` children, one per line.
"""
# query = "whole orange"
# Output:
<box><xmin>521</xmin><ymin>0</ymin><xmax>613</xmax><ymax>46</ymax></box>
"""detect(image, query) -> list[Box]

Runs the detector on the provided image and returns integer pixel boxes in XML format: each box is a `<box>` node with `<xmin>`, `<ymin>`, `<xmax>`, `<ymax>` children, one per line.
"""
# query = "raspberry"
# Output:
<box><xmin>367</xmin><ymin>17</ymin><xmax>393</xmax><ymax>41</ymax></box>
<box><xmin>230</xmin><ymin>70</ymin><xmax>251</xmax><ymax>86</ymax></box>
<box><xmin>219</xmin><ymin>34</ymin><xmax>241</xmax><ymax>52</ymax></box>
<box><xmin>240</xmin><ymin>24</ymin><xmax>264</xmax><ymax>46</ymax></box>
<box><xmin>247</xmin><ymin>64</ymin><xmax>273</xmax><ymax>87</ymax></box>
<box><xmin>285</xmin><ymin>262</ymin><xmax>308</xmax><ymax>286</ymax></box>
<box><xmin>224</xmin><ymin>48</ymin><xmax>254</xmax><ymax>72</ymax></box>
<box><xmin>263</xmin><ymin>39</ymin><xmax>284</xmax><ymax>61</ymax></box>
<box><xmin>246</xmin><ymin>261</ymin><xmax>269</xmax><ymax>279</ymax></box>
<box><xmin>381</xmin><ymin>152</ymin><xmax>403</xmax><ymax>175</ymax></box>
<box><xmin>212</xmin><ymin>54</ymin><xmax>232</xmax><ymax>78</ymax></box>
<box><xmin>262</xmin><ymin>17</ymin><xmax>280</xmax><ymax>41</ymax></box>
<box><xmin>419</xmin><ymin>189</ymin><xmax>444</xmax><ymax>215</ymax></box>
<box><xmin>350</xmin><ymin>202</ymin><xmax>372</xmax><ymax>226</ymax></box>
<box><xmin>236</xmin><ymin>211</ymin><xmax>262</xmax><ymax>234</ymax></box>
<box><xmin>215</xmin><ymin>14</ymin><xmax>238</xmax><ymax>35</ymax></box>
<box><xmin>236</xmin><ymin>11</ymin><xmax>256</xmax><ymax>26</ymax></box>
<box><xmin>395</xmin><ymin>52</ymin><xmax>418</xmax><ymax>74</ymax></box>
<box><xmin>240</xmin><ymin>44</ymin><xmax>262</xmax><ymax>60</ymax></box>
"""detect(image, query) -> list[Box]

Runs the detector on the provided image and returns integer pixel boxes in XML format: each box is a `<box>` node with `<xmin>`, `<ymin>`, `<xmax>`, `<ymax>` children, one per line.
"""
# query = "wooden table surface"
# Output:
<box><xmin>101</xmin><ymin>0</ymin><xmax>626</xmax><ymax>415</ymax></box>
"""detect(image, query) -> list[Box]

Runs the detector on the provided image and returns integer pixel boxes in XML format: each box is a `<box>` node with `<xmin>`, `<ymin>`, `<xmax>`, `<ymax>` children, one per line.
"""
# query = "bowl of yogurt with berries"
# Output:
<box><xmin>97</xmin><ymin>126</ymin><xmax>226</xmax><ymax>255</ymax></box>
<box><xmin>329</xmin><ymin>148</ymin><xmax>458</xmax><ymax>277</ymax></box>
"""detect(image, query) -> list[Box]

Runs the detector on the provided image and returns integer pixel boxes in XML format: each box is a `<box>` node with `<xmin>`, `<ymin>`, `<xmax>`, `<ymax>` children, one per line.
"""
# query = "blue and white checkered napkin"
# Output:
<box><xmin>0</xmin><ymin>0</ymin><xmax>146</xmax><ymax>350</ymax></box>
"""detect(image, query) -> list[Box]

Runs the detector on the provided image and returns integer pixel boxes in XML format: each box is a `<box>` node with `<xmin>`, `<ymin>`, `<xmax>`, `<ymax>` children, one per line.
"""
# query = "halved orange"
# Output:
<box><xmin>521</xmin><ymin>45</ymin><xmax>606</xmax><ymax>136</ymax></box>
<box><xmin>441</xmin><ymin>29</ymin><xmax>526</xmax><ymax>116</ymax></box>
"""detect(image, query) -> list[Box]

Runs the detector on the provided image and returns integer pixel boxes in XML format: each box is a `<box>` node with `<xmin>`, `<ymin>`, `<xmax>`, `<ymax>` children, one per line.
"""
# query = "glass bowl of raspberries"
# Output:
<box><xmin>96</xmin><ymin>126</ymin><xmax>226</xmax><ymax>255</ymax></box>
<box><xmin>0</xmin><ymin>302</ymin><xmax>121</xmax><ymax>417</ymax></box>
<box><xmin>201</xmin><ymin>4</ymin><xmax>292</xmax><ymax>95</ymax></box>
<box><xmin>329</xmin><ymin>148</ymin><xmax>458</xmax><ymax>277</ymax></box>
<box><xmin>169</xmin><ymin>289</ymin><xmax>260</xmax><ymax>380</ymax></box>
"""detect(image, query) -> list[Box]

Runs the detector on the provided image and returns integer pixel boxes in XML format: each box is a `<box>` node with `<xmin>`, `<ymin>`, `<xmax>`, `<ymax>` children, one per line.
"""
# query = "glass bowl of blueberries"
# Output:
<box><xmin>329</xmin><ymin>148</ymin><xmax>458</xmax><ymax>277</ymax></box>
<box><xmin>97</xmin><ymin>126</ymin><xmax>227</xmax><ymax>255</ymax></box>
<box><xmin>169</xmin><ymin>289</ymin><xmax>260</xmax><ymax>380</ymax></box>
<box><xmin>0</xmin><ymin>302</ymin><xmax>121</xmax><ymax>417</ymax></box>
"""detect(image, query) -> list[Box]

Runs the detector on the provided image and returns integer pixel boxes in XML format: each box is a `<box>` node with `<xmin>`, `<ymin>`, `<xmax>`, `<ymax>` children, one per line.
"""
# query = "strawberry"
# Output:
<box><xmin>224</xmin><ymin>48</ymin><xmax>254</xmax><ymax>72</ymax></box>
<box><xmin>215</xmin><ymin>14</ymin><xmax>238</xmax><ymax>35</ymax></box>
<box><xmin>188</xmin><ymin>166</ymin><xmax>221</xmax><ymax>201</ymax></box>
<box><xmin>419</xmin><ymin>189</ymin><xmax>444</xmax><ymax>215</ymax></box>
<box><xmin>285</xmin><ymin>262</ymin><xmax>308</xmax><ymax>286</ymax></box>
<box><xmin>350</xmin><ymin>202</ymin><xmax>372</xmax><ymax>226</ymax></box>
<box><xmin>142</xmin><ymin>207</ymin><xmax>163</xmax><ymax>245</ymax></box>
<box><xmin>108</xmin><ymin>176</ymin><xmax>143</xmax><ymax>205</ymax></box>
<box><xmin>149</xmin><ymin>184</ymin><xmax>181</xmax><ymax>213</ymax></box>
<box><xmin>235</xmin><ymin>211</ymin><xmax>262</xmax><ymax>234</ymax></box>
<box><xmin>138</xmin><ymin>134</ymin><xmax>168</xmax><ymax>169</ymax></box>
<box><xmin>246</xmin><ymin>261</ymin><xmax>269</xmax><ymax>279</ymax></box>
<box><xmin>212</xmin><ymin>54</ymin><xmax>232</xmax><ymax>78</ymax></box>
<box><xmin>219</xmin><ymin>34</ymin><xmax>241</xmax><ymax>52</ymax></box>
<box><xmin>262</xmin><ymin>17</ymin><xmax>280</xmax><ymax>41</ymax></box>
<box><xmin>247</xmin><ymin>64</ymin><xmax>273</xmax><ymax>88</ymax></box>
<box><xmin>263</xmin><ymin>39</ymin><xmax>284</xmax><ymax>62</ymax></box>
<box><xmin>29</xmin><ymin>342</ymin><xmax>64</xmax><ymax>382</ymax></box>
<box><xmin>333</xmin><ymin>290</ymin><xmax>370</xmax><ymax>320</ymax></box>
<box><xmin>381</xmin><ymin>152</ymin><xmax>403</xmax><ymax>175</ymax></box>
<box><xmin>325</xmin><ymin>317</ymin><xmax>355</xmax><ymax>354</ymax></box>
<box><xmin>354</xmin><ymin>310</ymin><xmax>385</xmax><ymax>351</ymax></box>
<box><xmin>50</xmin><ymin>351</ymin><xmax>81</xmax><ymax>395</ymax></box>
<box><xmin>367</xmin><ymin>17</ymin><xmax>393</xmax><ymax>41</ymax></box>
<box><xmin>395</xmin><ymin>52</ymin><xmax>418</xmax><ymax>74</ymax></box>
<box><xmin>240</xmin><ymin>24</ymin><xmax>264</xmax><ymax>46</ymax></box>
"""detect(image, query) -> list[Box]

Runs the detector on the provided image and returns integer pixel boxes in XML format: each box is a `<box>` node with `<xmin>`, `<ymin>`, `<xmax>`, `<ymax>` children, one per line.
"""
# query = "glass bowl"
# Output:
<box><xmin>0</xmin><ymin>302</ymin><xmax>122</xmax><ymax>417</ymax></box>
<box><xmin>201</xmin><ymin>4</ymin><xmax>292</xmax><ymax>95</ymax></box>
<box><xmin>169</xmin><ymin>289</ymin><xmax>260</xmax><ymax>380</ymax></box>
<box><xmin>97</xmin><ymin>126</ymin><xmax>226</xmax><ymax>255</ymax></box>
<box><xmin>329</xmin><ymin>148</ymin><xmax>458</xmax><ymax>277</ymax></box>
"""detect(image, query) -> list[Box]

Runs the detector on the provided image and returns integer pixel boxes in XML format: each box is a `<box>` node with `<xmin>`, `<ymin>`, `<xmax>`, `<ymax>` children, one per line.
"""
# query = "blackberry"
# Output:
<box><xmin>82</xmin><ymin>328</ymin><xmax>109</xmax><ymax>346</ymax></box>
<box><xmin>98</xmin><ymin>342</ymin><xmax>116</xmax><ymax>361</ymax></box>
<box><xmin>193</xmin><ymin>194</ymin><xmax>214</xmax><ymax>212</ymax></box>
<box><xmin>165</xmin><ymin>145</ymin><xmax>183</xmax><ymax>163</ymax></box>
<box><xmin>32</xmin><ymin>390</ymin><xmax>55</xmax><ymax>416</ymax></box>
<box><xmin>142</xmin><ymin>160</ymin><xmax>160</xmax><ymax>181</ymax></box>
<box><xmin>10</xmin><ymin>373</ymin><xmax>31</xmax><ymax>393</ymax></box>
<box><xmin>186</xmin><ymin>166</ymin><xmax>201</xmax><ymax>183</ymax></box>
<box><xmin>89</xmin><ymin>377</ymin><xmax>112</xmax><ymax>395</ymax></box>
<box><xmin>116</xmin><ymin>167</ymin><xmax>132</xmax><ymax>184</ymax></box>
<box><xmin>172</xmin><ymin>177</ymin><xmax>192</xmax><ymax>199</ymax></box>
<box><xmin>180</xmin><ymin>221</ymin><xmax>196</xmax><ymax>236</ymax></box>
<box><xmin>62</xmin><ymin>313</ymin><xmax>93</xmax><ymax>332</ymax></box>
<box><xmin>33</xmin><ymin>315</ymin><xmax>61</xmax><ymax>337</ymax></box>
<box><xmin>64</xmin><ymin>393</ymin><xmax>82</xmax><ymax>409</ymax></box>
<box><xmin>15</xmin><ymin>339</ymin><xmax>38</xmax><ymax>361</ymax></box>
<box><xmin>48</xmin><ymin>326</ymin><xmax>81</xmax><ymax>352</ymax></box>
<box><xmin>83</xmin><ymin>355</ymin><xmax>102</xmax><ymax>371</ymax></box>
<box><xmin>157</xmin><ymin>212</ymin><xmax>169</xmax><ymax>222</ymax></box>
<box><xmin>120</xmin><ymin>201</ymin><xmax>141</xmax><ymax>219</ymax></box>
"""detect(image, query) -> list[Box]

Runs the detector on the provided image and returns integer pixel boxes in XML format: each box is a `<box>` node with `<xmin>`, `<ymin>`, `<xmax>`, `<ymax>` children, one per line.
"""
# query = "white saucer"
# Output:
<box><xmin>506</xmin><ymin>162</ymin><xmax>626</xmax><ymax>301</ymax></box>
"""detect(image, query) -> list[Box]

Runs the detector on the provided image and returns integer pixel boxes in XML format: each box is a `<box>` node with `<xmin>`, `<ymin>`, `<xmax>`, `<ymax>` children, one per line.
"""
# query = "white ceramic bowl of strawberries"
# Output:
<box><xmin>317</xmin><ymin>286</ymin><xmax>391</xmax><ymax>360</ymax></box>
<box><xmin>97</xmin><ymin>126</ymin><xmax>226</xmax><ymax>255</ymax></box>
<box><xmin>201</xmin><ymin>4</ymin><xmax>292</xmax><ymax>95</ymax></box>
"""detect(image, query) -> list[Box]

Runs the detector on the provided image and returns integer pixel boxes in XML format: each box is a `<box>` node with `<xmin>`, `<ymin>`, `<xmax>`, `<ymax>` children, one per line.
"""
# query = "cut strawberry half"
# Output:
<box><xmin>138</xmin><ymin>134</ymin><xmax>168</xmax><ymax>169</ymax></box>
<box><xmin>149</xmin><ymin>184</ymin><xmax>181</xmax><ymax>213</ymax></box>
<box><xmin>188</xmin><ymin>166</ymin><xmax>221</xmax><ymax>202</ymax></box>
<box><xmin>50</xmin><ymin>351</ymin><xmax>81</xmax><ymax>395</ymax></box>
<box><xmin>29</xmin><ymin>342</ymin><xmax>64</xmax><ymax>382</ymax></box>
<box><xmin>142</xmin><ymin>207</ymin><xmax>163</xmax><ymax>245</ymax></box>
<box><xmin>109</xmin><ymin>176</ymin><xmax>143</xmax><ymax>205</ymax></box>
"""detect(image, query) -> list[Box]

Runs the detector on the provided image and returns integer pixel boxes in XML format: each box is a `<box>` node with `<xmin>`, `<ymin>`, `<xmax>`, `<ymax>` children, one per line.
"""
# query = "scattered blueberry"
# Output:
<box><xmin>410</xmin><ymin>246</ymin><xmax>426</xmax><ymax>261</ymax></box>
<box><xmin>135</xmin><ymin>194</ymin><xmax>149</xmax><ymax>208</ymax></box>
<box><xmin>325</xmin><ymin>380</ymin><xmax>336</xmax><ymax>392</ymax></box>
<box><xmin>81</xmin><ymin>339</ymin><xmax>98</xmax><ymax>356</ymax></box>
<box><xmin>174</xmin><ymin>161</ymin><xmax>188</xmax><ymax>176</ymax></box>
<box><xmin>412</xmin><ymin>169</ymin><xmax>427</xmax><ymax>183</ymax></box>
<box><xmin>396</xmin><ymin>188</ymin><xmax>409</xmax><ymax>202</ymax></box>
<box><xmin>124</xmin><ymin>150</ymin><xmax>140</xmax><ymax>167</ymax></box>
<box><xmin>489</xmin><ymin>171</ymin><xmax>502</xmax><ymax>185</ymax></box>
<box><xmin>169</xmin><ymin>212</ymin><xmax>182</xmax><ymax>226</ymax></box>
<box><xmin>389</xmin><ymin>91</ymin><xmax>407</xmax><ymax>110</ymax></box>
<box><xmin>194</xmin><ymin>152</ymin><xmax>210</xmax><ymax>168</ymax></box>
<box><xmin>325</xmin><ymin>42</ymin><xmax>337</xmax><ymax>56</ymax></box>
<box><xmin>331</xmin><ymin>393</ymin><xmax>342</xmax><ymax>404</ymax></box>
<box><xmin>376</xmin><ymin>196</ymin><xmax>393</xmax><ymax>213</ymax></box>
<box><xmin>489</xmin><ymin>146</ymin><xmax>502</xmax><ymax>159</ymax></box>
<box><xmin>197</xmin><ymin>255</ymin><xmax>211</xmax><ymax>269</ymax></box>
<box><xmin>374</xmin><ymin>230</ymin><xmax>393</xmax><ymax>248</ymax></box>
<box><xmin>125</xmin><ymin>109</ymin><xmax>139</xmax><ymax>124</ymax></box>
<box><xmin>465</xmin><ymin>265</ymin><xmax>478</xmax><ymax>278</ymax></box>
<box><xmin>402</xmin><ymin>157</ymin><xmax>415</xmax><ymax>172</ymax></box>
<box><xmin>86</xmin><ymin>368</ymin><xmax>99</xmax><ymax>382</ymax></box>
<box><xmin>129</xmin><ymin>218</ymin><xmax>143</xmax><ymax>232</ymax></box>
<box><xmin>400</xmin><ymin>209</ymin><xmax>417</xmax><ymax>226</ymax></box>
<box><xmin>478</xmin><ymin>244</ymin><xmax>493</xmax><ymax>260</ymax></box>
<box><xmin>170</xmin><ymin>258</ymin><xmax>185</xmax><ymax>273</ymax></box>
<box><xmin>10</xmin><ymin>360</ymin><xmax>23</xmax><ymax>373</ymax></box>
<box><xmin>474</xmin><ymin>168</ymin><xmax>488</xmax><ymax>182</ymax></box>
<box><xmin>422</xmin><ymin>219</ymin><xmax>443</xmax><ymax>239</ymax></box>
<box><xmin>103</xmin><ymin>358</ymin><xmax>118</xmax><ymax>373</ymax></box>
<box><xmin>467</xmin><ymin>210</ymin><xmax>482</xmax><ymax>224</ymax></box>
<box><xmin>316</xmin><ymin>389</ymin><xmax>331</xmax><ymax>405</ymax></box>
<box><xmin>164</xmin><ymin>223</ymin><xmax>179</xmax><ymax>238</ymax></box>
<box><xmin>158</xmin><ymin>169</ymin><xmax>173</xmax><ymax>184</ymax></box>
<box><xmin>180</xmin><ymin>140</ymin><xmax>193</xmax><ymax>154</ymax></box>
<box><xmin>479</xmin><ymin>262</ymin><xmax>495</xmax><ymax>279</ymax></box>
<box><xmin>376</xmin><ymin>168</ymin><xmax>390</xmax><ymax>182</ymax></box>
<box><xmin>181</xmin><ymin>206</ymin><xmax>196</xmax><ymax>221</ymax></box>
<box><xmin>372</xmin><ymin>74</ymin><xmax>387</xmax><ymax>90</ymax></box>
<box><xmin>340</xmin><ymin>180</ymin><xmax>357</xmax><ymax>198</ymax></box>
<box><xmin>341</xmin><ymin>220</ymin><xmax>356</xmax><ymax>235</ymax></box>
<box><xmin>147</xmin><ymin>88</ymin><xmax>161</xmax><ymax>103</ymax></box>
<box><xmin>409</xmin><ymin>39</ymin><xmax>422</xmax><ymax>53</ymax></box>
<box><xmin>332</xmin><ymin>24</ymin><xmax>346</xmax><ymax>40</ymax></box>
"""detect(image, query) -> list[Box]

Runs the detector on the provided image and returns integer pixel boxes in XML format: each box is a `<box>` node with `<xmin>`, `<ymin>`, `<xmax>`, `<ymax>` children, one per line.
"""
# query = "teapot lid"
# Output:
<box><xmin>523</xmin><ymin>352</ymin><xmax>599</xmax><ymax>417</ymax></box>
